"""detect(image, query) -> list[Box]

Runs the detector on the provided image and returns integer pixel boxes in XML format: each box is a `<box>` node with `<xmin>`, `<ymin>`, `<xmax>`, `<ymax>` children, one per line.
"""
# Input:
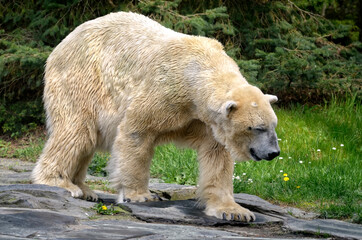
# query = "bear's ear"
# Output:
<box><xmin>222</xmin><ymin>101</ymin><xmax>237</xmax><ymax>118</ymax></box>
<box><xmin>265</xmin><ymin>94</ymin><xmax>278</xmax><ymax>104</ymax></box>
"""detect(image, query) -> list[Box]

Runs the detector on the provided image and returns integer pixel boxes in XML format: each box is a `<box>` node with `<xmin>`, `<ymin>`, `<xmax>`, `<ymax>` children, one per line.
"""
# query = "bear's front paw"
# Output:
<box><xmin>205</xmin><ymin>202</ymin><xmax>255</xmax><ymax>222</ymax></box>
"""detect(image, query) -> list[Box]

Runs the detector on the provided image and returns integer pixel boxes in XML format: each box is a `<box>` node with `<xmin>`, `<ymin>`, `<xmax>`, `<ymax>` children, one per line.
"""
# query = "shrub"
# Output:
<box><xmin>1</xmin><ymin>0</ymin><xmax>360</xmax><ymax>137</ymax></box>
<box><xmin>0</xmin><ymin>99</ymin><xmax>45</xmax><ymax>138</ymax></box>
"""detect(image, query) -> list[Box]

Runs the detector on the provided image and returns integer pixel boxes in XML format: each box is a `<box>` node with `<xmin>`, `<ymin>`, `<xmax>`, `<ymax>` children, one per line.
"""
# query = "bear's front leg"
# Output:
<box><xmin>109</xmin><ymin>126</ymin><xmax>161</xmax><ymax>203</ymax></box>
<box><xmin>197</xmin><ymin>139</ymin><xmax>255</xmax><ymax>222</ymax></box>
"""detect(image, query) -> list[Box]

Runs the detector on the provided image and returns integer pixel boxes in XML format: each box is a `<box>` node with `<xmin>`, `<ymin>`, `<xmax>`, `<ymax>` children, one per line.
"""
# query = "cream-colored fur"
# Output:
<box><xmin>32</xmin><ymin>12</ymin><xmax>280</xmax><ymax>222</ymax></box>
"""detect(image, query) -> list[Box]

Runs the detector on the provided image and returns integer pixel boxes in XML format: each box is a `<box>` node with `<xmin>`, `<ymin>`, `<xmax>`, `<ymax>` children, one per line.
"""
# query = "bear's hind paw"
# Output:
<box><xmin>120</xmin><ymin>193</ymin><xmax>162</xmax><ymax>203</ymax></box>
<box><xmin>82</xmin><ymin>189</ymin><xmax>98</xmax><ymax>202</ymax></box>
<box><xmin>78</xmin><ymin>184</ymin><xmax>98</xmax><ymax>202</ymax></box>
<box><xmin>66</xmin><ymin>185</ymin><xmax>84</xmax><ymax>199</ymax></box>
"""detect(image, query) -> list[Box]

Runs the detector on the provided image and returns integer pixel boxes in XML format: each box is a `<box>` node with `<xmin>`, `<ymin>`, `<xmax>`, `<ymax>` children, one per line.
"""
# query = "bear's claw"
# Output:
<box><xmin>121</xmin><ymin>193</ymin><xmax>162</xmax><ymax>203</ymax></box>
<box><xmin>205</xmin><ymin>202</ymin><xmax>256</xmax><ymax>222</ymax></box>
<box><xmin>152</xmin><ymin>194</ymin><xmax>162</xmax><ymax>201</ymax></box>
<box><xmin>80</xmin><ymin>185</ymin><xmax>98</xmax><ymax>202</ymax></box>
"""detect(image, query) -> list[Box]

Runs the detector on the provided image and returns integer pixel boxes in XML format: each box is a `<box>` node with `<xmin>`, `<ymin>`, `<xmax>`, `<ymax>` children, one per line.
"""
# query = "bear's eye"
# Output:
<box><xmin>255</xmin><ymin>127</ymin><xmax>267</xmax><ymax>132</ymax></box>
<box><xmin>248</xmin><ymin>127</ymin><xmax>267</xmax><ymax>132</ymax></box>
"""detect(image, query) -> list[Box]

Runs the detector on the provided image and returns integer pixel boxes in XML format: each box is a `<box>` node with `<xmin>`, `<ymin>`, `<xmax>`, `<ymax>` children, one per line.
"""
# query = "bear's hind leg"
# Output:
<box><xmin>73</xmin><ymin>153</ymin><xmax>98</xmax><ymax>201</ymax></box>
<box><xmin>109</xmin><ymin>127</ymin><xmax>160</xmax><ymax>203</ymax></box>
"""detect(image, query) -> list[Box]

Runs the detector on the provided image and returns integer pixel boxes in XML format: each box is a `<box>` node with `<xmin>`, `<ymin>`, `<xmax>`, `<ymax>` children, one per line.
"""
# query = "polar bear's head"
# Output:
<box><xmin>211</xmin><ymin>85</ymin><xmax>280</xmax><ymax>161</ymax></box>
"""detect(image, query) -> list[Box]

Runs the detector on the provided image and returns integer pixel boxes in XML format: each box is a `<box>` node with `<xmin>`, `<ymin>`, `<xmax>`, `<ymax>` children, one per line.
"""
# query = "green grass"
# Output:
<box><xmin>88</xmin><ymin>152</ymin><xmax>110</xmax><ymax>177</ymax></box>
<box><xmin>0</xmin><ymin>135</ymin><xmax>44</xmax><ymax>162</ymax></box>
<box><xmin>151</xmin><ymin>144</ymin><xmax>198</xmax><ymax>185</ymax></box>
<box><xmin>0</xmin><ymin>97</ymin><xmax>360</xmax><ymax>223</ymax></box>
<box><xmin>12</xmin><ymin>139</ymin><xmax>44</xmax><ymax>162</ymax></box>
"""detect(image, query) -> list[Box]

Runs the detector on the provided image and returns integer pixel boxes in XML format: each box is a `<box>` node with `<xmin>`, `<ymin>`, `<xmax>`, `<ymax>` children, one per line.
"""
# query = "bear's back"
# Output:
<box><xmin>50</xmin><ymin>12</ymin><xmax>182</xmax><ymax>57</ymax></box>
<box><xmin>45</xmin><ymin>12</ymin><xmax>184</xmax><ymax>81</ymax></box>
<box><xmin>44</xmin><ymin>11</ymin><xmax>241</xmax><ymax>114</ymax></box>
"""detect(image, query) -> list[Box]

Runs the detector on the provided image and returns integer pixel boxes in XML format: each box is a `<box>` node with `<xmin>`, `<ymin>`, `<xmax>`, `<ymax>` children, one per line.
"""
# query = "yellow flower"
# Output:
<box><xmin>101</xmin><ymin>205</ymin><xmax>107</xmax><ymax>211</ymax></box>
<box><xmin>283</xmin><ymin>173</ymin><xmax>288</xmax><ymax>176</ymax></box>
<box><xmin>284</xmin><ymin>177</ymin><xmax>290</xmax><ymax>181</ymax></box>
<box><xmin>296</xmin><ymin>186</ymin><xmax>301</xmax><ymax>188</ymax></box>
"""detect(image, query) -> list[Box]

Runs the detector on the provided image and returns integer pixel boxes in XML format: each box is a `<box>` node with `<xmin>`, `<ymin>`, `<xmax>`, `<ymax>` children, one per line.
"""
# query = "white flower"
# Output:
<box><xmin>299</xmin><ymin>161</ymin><xmax>303</xmax><ymax>163</ymax></box>
<box><xmin>280</xmin><ymin>170</ymin><xmax>283</xmax><ymax>172</ymax></box>
<box><xmin>317</xmin><ymin>149</ymin><xmax>321</xmax><ymax>152</ymax></box>
<box><xmin>288</xmin><ymin>157</ymin><xmax>292</xmax><ymax>159</ymax></box>
<box><xmin>235</xmin><ymin>176</ymin><xmax>241</xmax><ymax>180</ymax></box>
<box><xmin>308</xmin><ymin>162</ymin><xmax>311</xmax><ymax>164</ymax></box>
<box><xmin>340</xmin><ymin>144</ymin><xmax>344</xmax><ymax>147</ymax></box>
<box><xmin>279</xmin><ymin>157</ymin><xmax>283</xmax><ymax>159</ymax></box>
<box><xmin>332</xmin><ymin>147</ymin><xmax>336</xmax><ymax>150</ymax></box>
<box><xmin>247</xmin><ymin>178</ymin><xmax>253</xmax><ymax>183</ymax></box>
<box><xmin>278</xmin><ymin>138</ymin><xmax>282</xmax><ymax>141</ymax></box>
<box><xmin>242</xmin><ymin>173</ymin><xmax>246</xmax><ymax>176</ymax></box>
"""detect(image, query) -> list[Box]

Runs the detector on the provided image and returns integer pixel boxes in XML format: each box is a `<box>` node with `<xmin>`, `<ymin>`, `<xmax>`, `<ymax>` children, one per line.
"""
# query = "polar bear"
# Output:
<box><xmin>32</xmin><ymin>11</ymin><xmax>280</xmax><ymax>222</ymax></box>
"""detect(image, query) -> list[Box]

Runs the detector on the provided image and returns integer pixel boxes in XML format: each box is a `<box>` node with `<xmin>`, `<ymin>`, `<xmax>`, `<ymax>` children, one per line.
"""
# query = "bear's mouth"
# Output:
<box><xmin>249</xmin><ymin>148</ymin><xmax>261</xmax><ymax>161</ymax></box>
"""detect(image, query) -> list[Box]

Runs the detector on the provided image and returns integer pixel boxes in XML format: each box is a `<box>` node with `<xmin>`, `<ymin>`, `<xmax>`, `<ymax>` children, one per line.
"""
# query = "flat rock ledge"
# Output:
<box><xmin>0</xmin><ymin>184</ymin><xmax>361</xmax><ymax>239</ymax></box>
<box><xmin>1</xmin><ymin>158</ymin><xmax>361</xmax><ymax>239</ymax></box>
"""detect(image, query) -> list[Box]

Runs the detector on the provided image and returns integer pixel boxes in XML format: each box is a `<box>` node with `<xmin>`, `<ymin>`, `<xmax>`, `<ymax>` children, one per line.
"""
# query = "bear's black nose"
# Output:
<box><xmin>266</xmin><ymin>151</ymin><xmax>280</xmax><ymax>160</ymax></box>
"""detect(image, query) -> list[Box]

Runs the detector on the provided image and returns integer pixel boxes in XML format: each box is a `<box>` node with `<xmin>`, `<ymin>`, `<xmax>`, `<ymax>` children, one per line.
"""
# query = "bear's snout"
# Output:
<box><xmin>250</xmin><ymin>148</ymin><xmax>280</xmax><ymax>161</ymax></box>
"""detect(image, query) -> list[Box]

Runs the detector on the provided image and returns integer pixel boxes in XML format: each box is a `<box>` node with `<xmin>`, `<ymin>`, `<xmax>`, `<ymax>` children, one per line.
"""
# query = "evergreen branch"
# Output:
<box><xmin>287</xmin><ymin>0</ymin><xmax>323</xmax><ymax>22</ymax></box>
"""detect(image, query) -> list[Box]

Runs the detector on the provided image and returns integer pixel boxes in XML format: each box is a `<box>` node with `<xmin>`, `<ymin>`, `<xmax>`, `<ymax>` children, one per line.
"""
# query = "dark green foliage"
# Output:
<box><xmin>136</xmin><ymin>0</ymin><xmax>235</xmax><ymax>37</ymax></box>
<box><xmin>0</xmin><ymin>36</ymin><xmax>51</xmax><ymax>99</ymax></box>
<box><xmin>0</xmin><ymin>0</ymin><xmax>133</xmax><ymax>137</ymax></box>
<box><xmin>0</xmin><ymin>0</ymin><xmax>361</xmax><ymax>137</ymax></box>
<box><xmin>88</xmin><ymin>153</ymin><xmax>109</xmax><ymax>177</ymax></box>
<box><xmin>294</xmin><ymin>0</ymin><xmax>361</xmax><ymax>42</ymax></box>
<box><xmin>225</xmin><ymin>1</ymin><xmax>361</xmax><ymax>103</ymax></box>
<box><xmin>0</xmin><ymin>99</ymin><xmax>45</xmax><ymax>138</ymax></box>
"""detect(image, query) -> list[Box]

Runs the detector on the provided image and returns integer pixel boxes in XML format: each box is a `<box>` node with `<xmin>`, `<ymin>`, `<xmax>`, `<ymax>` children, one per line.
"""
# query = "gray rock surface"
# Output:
<box><xmin>0</xmin><ymin>208</ymin><xmax>77</xmax><ymax>238</ymax></box>
<box><xmin>0</xmin><ymin>158</ymin><xmax>361</xmax><ymax>239</ymax></box>
<box><xmin>0</xmin><ymin>158</ymin><xmax>33</xmax><ymax>184</ymax></box>
<box><xmin>149</xmin><ymin>182</ymin><xmax>197</xmax><ymax>200</ymax></box>
<box><xmin>63</xmin><ymin>220</ymin><xmax>242</xmax><ymax>240</ymax></box>
<box><xmin>119</xmin><ymin>199</ymin><xmax>283</xmax><ymax>226</ymax></box>
<box><xmin>284</xmin><ymin>206</ymin><xmax>319</xmax><ymax>219</ymax></box>
<box><xmin>285</xmin><ymin>217</ymin><xmax>362</xmax><ymax>239</ymax></box>
<box><xmin>0</xmin><ymin>184</ymin><xmax>288</xmax><ymax>239</ymax></box>
<box><xmin>0</xmin><ymin>184</ymin><xmax>95</xmax><ymax>219</ymax></box>
<box><xmin>234</xmin><ymin>193</ymin><xmax>288</xmax><ymax>216</ymax></box>
<box><xmin>0</xmin><ymin>207</ymin><xmax>244</xmax><ymax>239</ymax></box>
